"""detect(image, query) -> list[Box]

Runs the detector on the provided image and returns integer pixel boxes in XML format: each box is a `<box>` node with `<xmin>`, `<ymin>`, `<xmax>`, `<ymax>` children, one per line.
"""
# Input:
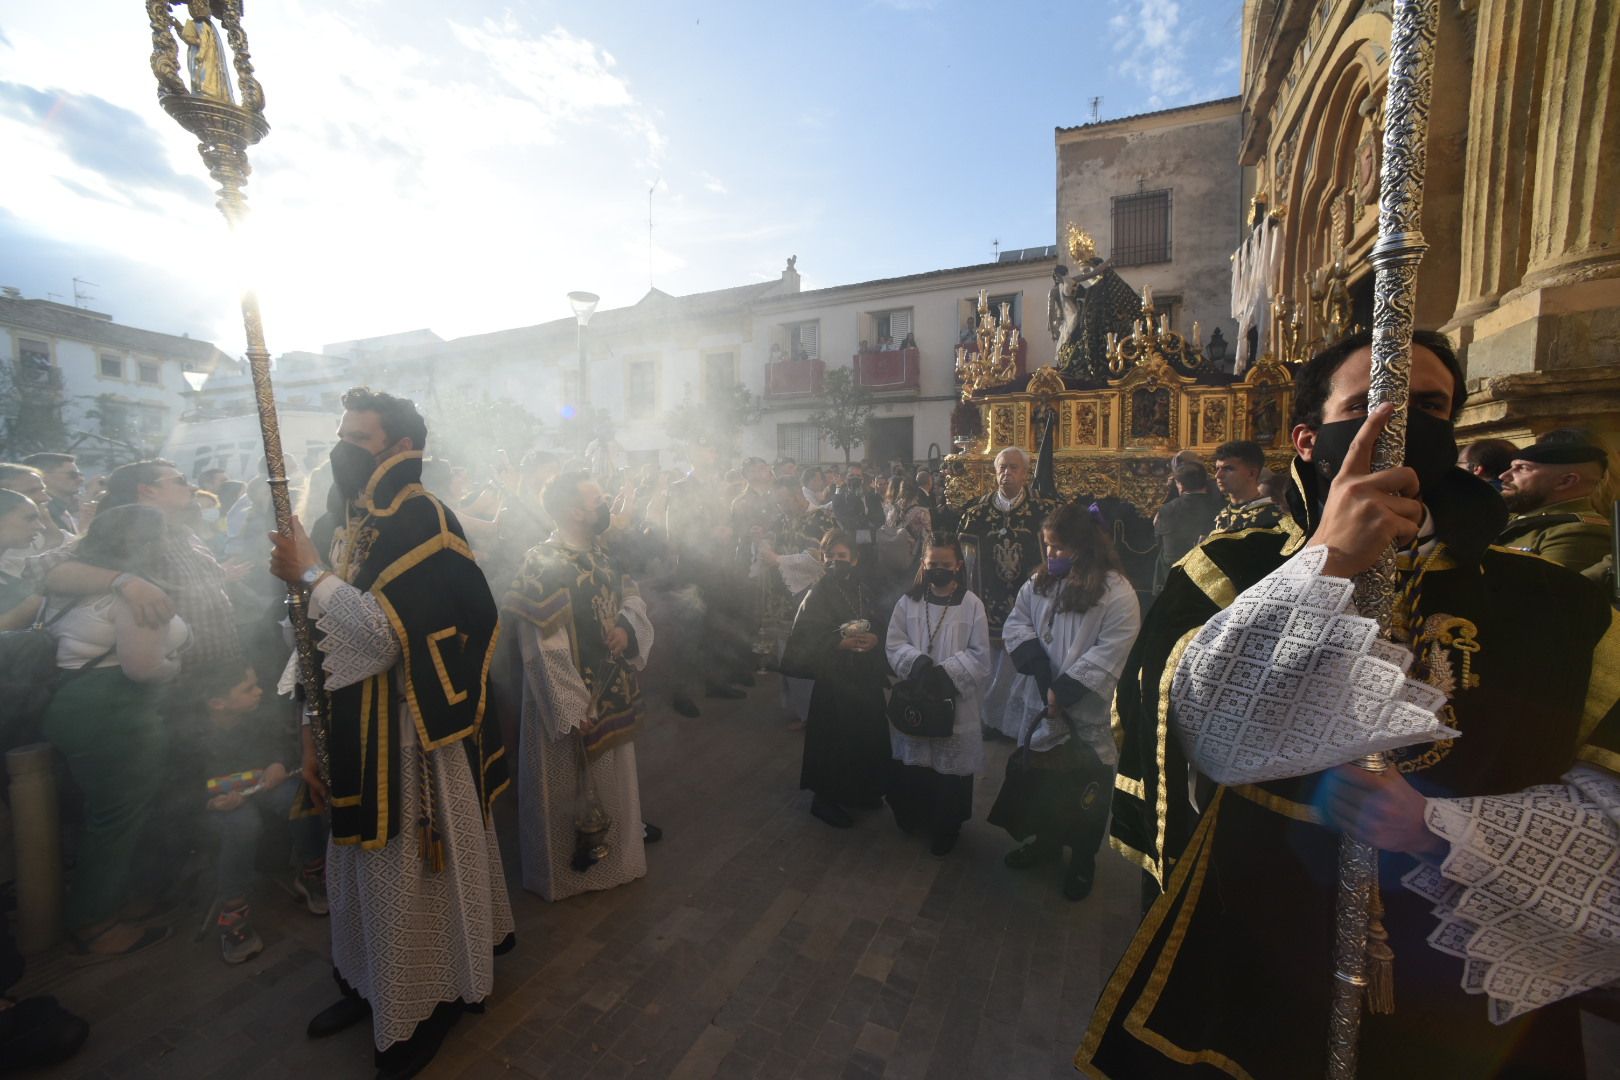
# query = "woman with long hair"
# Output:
<box><xmin>781</xmin><ymin>529</ymin><xmax>891</xmax><ymax>828</ymax></box>
<box><xmin>988</xmin><ymin>503</ymin><xmax>1140</xmax><ymax>900</ymax></box>
<box><xmin>39</xmin><ymin>504</ymin><xmax>190</xmax><ymax>959</ymax></box>
<box><xmin>884</xmin><ymin>535</ymin><xmax>990</xmax><ymax>854</ymax></box>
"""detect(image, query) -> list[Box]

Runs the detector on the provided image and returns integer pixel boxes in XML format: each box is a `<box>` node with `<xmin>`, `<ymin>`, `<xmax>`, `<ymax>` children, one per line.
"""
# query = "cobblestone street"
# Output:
<box><xmin>18</xmin><ymin>667</ymin><xmax>1145</xmax><ymax>1080</ymax></box>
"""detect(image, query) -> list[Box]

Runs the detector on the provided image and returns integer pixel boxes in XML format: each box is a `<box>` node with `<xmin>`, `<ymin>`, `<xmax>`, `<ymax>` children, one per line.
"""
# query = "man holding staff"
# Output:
<box><xmin>1082</xmin><ymin>331</ymin><xmax>1619</xmax><ymax>1077</ymax></box>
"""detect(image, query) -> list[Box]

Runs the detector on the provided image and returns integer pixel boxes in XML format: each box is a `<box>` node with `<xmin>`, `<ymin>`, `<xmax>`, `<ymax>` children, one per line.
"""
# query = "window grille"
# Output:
<box><xmin>1111</xmin><ymin>188</ymin><xmax>1172</xmax><ymax>266</ymax></box>
<box><xmin>777</xmin><ymin>422</ymin><xmax>820</xmax><ymax>464</ymax></box>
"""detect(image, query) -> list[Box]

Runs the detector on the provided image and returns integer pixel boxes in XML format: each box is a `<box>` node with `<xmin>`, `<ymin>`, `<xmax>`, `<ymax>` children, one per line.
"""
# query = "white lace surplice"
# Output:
<box><xmin>1402</xmin><ymin>764</ymin><xmax>1620</xmax><ymax>1023</ymax></box>
<box><xmin>884</xmin><ymin>590</ymin><xmax>991</xmax><ymax>777</ymax></box>
<box><xmin>1000</xmin><ymin>571</ymin><xmax>1141</xmax><ymax>764</ymax></box>
<box><xmin>1170</xmin><ymin>545</ymin><xmax>1455</xmax><ymax>786</ymax></box>
<box><xmin>307</xmin><ymin>577</ymin><xmax>514</xmax><ymax>1051</ymax></box>
<box><xmin>514</xmin><ymin>594</ymin><xmax>650</xmax><ymax>902</ymax></box>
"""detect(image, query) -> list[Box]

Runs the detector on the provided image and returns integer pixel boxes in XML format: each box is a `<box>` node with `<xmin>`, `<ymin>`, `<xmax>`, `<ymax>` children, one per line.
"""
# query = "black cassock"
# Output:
<box><xmin>782</xmin><ymin>569</ymin><xmax>890</xmax><ymax>807</ymax></box>
<box><xmin>1083</xmin><ymin>465</ymin><xmax>1618</xmax><ymax>1079</ymax></box>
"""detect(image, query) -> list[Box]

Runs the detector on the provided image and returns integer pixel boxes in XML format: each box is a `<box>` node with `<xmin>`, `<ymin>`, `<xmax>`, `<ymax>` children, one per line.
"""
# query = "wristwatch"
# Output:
<box><xmin>299</xmin><ymin>566</ymin><xmax>324</xmax><ymax>590</ymax></box>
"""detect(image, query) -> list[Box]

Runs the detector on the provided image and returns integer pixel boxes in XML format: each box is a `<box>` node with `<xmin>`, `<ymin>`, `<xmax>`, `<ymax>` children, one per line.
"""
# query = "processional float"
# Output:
<box><xmin>142</xmin><ymin>1</ymin><xmax>328</xmax><ymax>780</ymax></box>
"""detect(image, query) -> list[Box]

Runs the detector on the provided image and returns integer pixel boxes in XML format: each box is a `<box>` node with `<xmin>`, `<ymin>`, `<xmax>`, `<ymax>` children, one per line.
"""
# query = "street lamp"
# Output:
<box><xmin>567</xmin><ymin>290</ymin><xmax>599</xmax><ymax>412</ymax></box>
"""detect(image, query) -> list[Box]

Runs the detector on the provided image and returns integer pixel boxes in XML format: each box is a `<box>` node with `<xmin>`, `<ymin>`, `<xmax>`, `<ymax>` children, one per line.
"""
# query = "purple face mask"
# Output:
<box><xmin>1046</xmin><ymin>555</ymin><xmax>1073</xmax><ymax>577</ymax></box>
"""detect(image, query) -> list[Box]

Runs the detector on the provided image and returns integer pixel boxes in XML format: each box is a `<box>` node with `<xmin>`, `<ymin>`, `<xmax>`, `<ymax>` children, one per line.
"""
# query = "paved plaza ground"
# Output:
<box><xmin>16</xmin><ymin>670</ymin><xmax>1620</xmax><ymax>1080</ymax></box>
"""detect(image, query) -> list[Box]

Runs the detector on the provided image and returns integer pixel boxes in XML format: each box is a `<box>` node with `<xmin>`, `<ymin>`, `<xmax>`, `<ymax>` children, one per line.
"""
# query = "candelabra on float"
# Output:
<box><xmin>1104</xmin><ymin>287</ymin><xmax>1205</xmax><ymax>374</ymax></box>
<box><xmin>955</xmin><ymin>289</ymin><xmax>1022</xmax><ymax>399</ymax></box>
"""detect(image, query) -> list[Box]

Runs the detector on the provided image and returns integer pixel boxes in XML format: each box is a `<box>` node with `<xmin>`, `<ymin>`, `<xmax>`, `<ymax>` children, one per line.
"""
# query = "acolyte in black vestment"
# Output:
<box><xmin>1082</xmin><ymin>463</ymin><xmax>1620</xmax><ymax>1078</ymax></box>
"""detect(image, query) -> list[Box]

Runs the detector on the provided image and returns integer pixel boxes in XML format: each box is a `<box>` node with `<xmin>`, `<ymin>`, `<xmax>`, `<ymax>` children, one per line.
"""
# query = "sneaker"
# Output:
<box><xmin>294</xmin><ymin>862</ymin><xmax>329</xmax><ymax>916</ymax></box>
<box><xmin>217</xmin><ymin>905</ymin><xmax>264</xmax><ymax>965</ymax></box>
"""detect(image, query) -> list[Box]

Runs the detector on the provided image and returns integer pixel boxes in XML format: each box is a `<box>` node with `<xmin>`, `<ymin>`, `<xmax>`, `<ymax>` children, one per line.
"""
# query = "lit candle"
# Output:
<box><xmin>1192</xmin><ymin>320</ymin><xmax>1201</xmax><ymax>346</ymax></box>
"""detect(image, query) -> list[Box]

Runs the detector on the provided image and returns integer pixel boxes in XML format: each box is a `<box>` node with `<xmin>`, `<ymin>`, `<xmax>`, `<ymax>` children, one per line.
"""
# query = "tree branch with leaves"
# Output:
<box><xmin>808</xmin><ymin>366</ymin><xmax>873</xmax><ymax>463</ymax></box>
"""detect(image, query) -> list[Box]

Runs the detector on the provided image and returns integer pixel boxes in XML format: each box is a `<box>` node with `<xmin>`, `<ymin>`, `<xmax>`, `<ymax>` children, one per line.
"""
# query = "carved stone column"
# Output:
<box><xmin>1462</xmin><ymin>0</ymin><xmax>1620</xmax><ymax>383</ymax></box>
<box><xmin>1449</xmin><ymin>0</ymin><xmax>1549</xmax><ymax>325</ymax></box>
<box><xmin>1520</xmin><ymin>0</ymin><xmax>1620</xmax><ymax>292</ymax></box>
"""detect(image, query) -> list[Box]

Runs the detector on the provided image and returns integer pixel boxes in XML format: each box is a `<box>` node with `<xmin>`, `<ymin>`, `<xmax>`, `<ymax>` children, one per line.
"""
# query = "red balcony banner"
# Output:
<box><xmin>855</xmin><ymin>347</ymin><xmax>919</xmax><ymax>391</ymax></box>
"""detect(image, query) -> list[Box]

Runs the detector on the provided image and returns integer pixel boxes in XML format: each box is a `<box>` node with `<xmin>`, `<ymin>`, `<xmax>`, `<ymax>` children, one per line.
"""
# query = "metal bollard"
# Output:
<box><xmin>7</xmin><ymin>743</ymin><xmax>63</xmax><ymax>954</ymax></box>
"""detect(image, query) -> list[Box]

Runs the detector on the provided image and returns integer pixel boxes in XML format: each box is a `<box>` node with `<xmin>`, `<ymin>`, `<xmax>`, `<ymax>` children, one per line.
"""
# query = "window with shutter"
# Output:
<box><xmin>791</xmin><ymin>322</ymin><xmax>819</xmax><ymax>360</ymax></box>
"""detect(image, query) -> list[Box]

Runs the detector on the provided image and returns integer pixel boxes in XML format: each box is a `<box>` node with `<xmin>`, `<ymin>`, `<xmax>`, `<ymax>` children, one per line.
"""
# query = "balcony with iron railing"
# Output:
<box><xmin>765</xmin><ymin>356</ymin><xmax>824</xmax><ymax>399</ymax></box>
<box><xmin>853</xmin><ymin>346</ymin><xmax>920</xmax><ymax>393</ymax></box>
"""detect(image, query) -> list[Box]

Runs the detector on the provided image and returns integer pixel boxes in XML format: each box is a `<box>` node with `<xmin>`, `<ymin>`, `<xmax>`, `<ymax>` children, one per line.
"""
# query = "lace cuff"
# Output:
<box><xmin>1402</xmin><ymin>764</ymin><xmax>1620</xmax><ymax>1024</ymax></box>
<box><xmin>1171</xmin><ymin>545</ymin><xmax>1454</xmax><ymax>785</ymax></box>
<box><xmin>311</xmin><ymin>577</ymin><xmax>400</xmax><ymax>690</ymax></box>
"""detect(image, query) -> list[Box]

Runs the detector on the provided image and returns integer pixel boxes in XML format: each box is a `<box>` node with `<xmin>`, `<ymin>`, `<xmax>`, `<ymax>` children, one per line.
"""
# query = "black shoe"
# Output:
<box><xmin>671</xmin><ymin>695</ymin><xmax>701</xmax><ymax>717</ymax></box>
<box><xmin>705</xmin><ymin>683</ymin><xmax>746</xmax><ymax>700</ymax></box>
<box><xmin>810</xmin><ymin>797</ymin><xmax>854</xmax><ymax>829</ymax></box>
<box><xmin>373</xmin><ymin>1000</ymin><xmax>462</xmax><ymax>1080</ymax></box>
<box><xmin>929</xmin><ymin>829</ymin><xmax>959</xmax><ymax>857</ymax></box>
<box><xmin>307</xmin><ymin>995</ymin><xmax>371</xmax><ymax>1039</ymax></box>
<box><xmin>1063</xmin><ymin>858</ymin><xmax>1096</xmax><ymax>901</ymax></box>
<box><xmin>1003</xmin><ymin>842</ymin><xmax>1060</xmax><ymax>870</ymax></box>
<box><xmin>643</xmin><ymin>822</ymin><xmax>663</xmax><ymax>844</ymax></box>
<box><xmin>0</xmin><ymin>996</ymin><xmax>90</xmax><ymax>1071</ymax></box>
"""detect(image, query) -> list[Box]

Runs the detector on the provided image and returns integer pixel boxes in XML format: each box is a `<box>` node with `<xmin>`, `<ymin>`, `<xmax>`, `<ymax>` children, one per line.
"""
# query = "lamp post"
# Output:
<box><xmin>567</xmin><ymin>290</ymin><xmax>599</xmax><ymax>415</ymax></box>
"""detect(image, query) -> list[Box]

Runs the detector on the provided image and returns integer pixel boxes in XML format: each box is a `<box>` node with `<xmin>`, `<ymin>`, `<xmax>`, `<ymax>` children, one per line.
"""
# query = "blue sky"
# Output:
<box><xmin>0</xmin><ymin>1</ymin><xmax>1242</xmax><ymax>356</ymax></box>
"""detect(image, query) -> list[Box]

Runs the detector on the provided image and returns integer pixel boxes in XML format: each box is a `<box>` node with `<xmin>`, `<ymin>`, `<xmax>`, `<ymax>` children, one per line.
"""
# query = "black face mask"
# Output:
<box><xmin>590</xmin><ymin>503</ymin><xmax>611</xmax><ymax>535</ymax></box>
<box><xmin>825</xmin><ymin>560</ymin><xmax>853</xmax><ymax>580</ymax></box>
<box><xmin>1308</xmin><ymin>409</ymin><xmax>1458</xmax><ymax>498</ymax></box>
<box><xmin>925</xmin><ymin>567</ymin><xmax>958</xmax><ymax>588</ymax></box>
<box><xmin>330</xmin><ymin>441</ymin><xmax>379</xmax><ymax>500</ymax></box>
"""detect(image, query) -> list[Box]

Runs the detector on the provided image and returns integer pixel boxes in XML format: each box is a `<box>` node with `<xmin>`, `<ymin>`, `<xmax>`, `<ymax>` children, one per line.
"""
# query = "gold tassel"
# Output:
<box><xmin>1365</xmin><ymin>885</ymin><xmax>1396</xmax><ymax>1014</ymax></box>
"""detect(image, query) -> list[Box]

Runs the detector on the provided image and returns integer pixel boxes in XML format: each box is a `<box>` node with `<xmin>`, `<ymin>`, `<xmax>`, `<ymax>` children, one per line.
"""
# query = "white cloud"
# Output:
<box><xmin>699</xmin><ymin>172</ymin><xmax>729</xmax><ymax>196</ymax></box>
<box><xmin>1109</xmin><ymin>0</ymin><xmax>1196</xmax><ymax>109</ymax></box>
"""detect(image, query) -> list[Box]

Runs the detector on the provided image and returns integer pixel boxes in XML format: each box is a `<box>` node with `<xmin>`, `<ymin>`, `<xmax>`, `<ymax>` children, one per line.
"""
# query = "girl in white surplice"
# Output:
<box><xmin>884</xmin><ymin>536</ymin><xmax>990</xmax><ymax>856</ymax></box>
<box><xmin>988</xmin><ymin>503</ymin><xmax>1141</xmax><ymax>900</ymax></box>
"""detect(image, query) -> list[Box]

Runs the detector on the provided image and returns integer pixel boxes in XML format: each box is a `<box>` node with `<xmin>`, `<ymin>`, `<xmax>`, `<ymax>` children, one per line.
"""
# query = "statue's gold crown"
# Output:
<box><xmin>1065</xmin><ymin>223</ymin><xmax>1096</xmax><ymax>263</ymax></box>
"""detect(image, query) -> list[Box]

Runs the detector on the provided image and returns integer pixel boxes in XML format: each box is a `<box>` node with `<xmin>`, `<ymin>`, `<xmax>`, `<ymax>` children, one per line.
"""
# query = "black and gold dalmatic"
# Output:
<box><xmin>1082</xmin><ymin>465</ymin><xmax>1620</xmax><ymax>1078</ymax></box>
<box><xmin>502</xmin><ymin>538</ymin><xmax>645</xmax><ymax>760</ymax></box>
<box><xmin>956</xmin><ymin>491</ymin><xmax>1055</xmax><ymax>638</ymax></box>
<box><xmin>312</xmin><ymin>453</ymin><xmax>507</xmax><ymax>855</ymax></box>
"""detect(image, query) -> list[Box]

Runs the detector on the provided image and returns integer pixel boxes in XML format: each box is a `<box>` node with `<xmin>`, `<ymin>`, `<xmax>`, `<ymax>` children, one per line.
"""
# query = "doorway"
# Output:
<box><xmin>867</xmin><ymin>416</ymin><xmax>914</xmax><ymax>466</ymax></box>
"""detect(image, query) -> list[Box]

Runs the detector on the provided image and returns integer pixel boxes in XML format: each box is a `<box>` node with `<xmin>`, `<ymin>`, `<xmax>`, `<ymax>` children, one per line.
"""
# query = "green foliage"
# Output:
<box><xmin>808</xmin><ymin>367</ymin><xmax>873</xmax><ymax>462</ymax></box>
<box><xmin>0</xmin><ymin>362</ymin><xmax>68</xmax><ymax>458</ymax></box>
<box><xmin>664</xmin><ymin>383</ymin><xmax>762</xmax><ymax>452</ymax></box>
<box><xmin>424</xmin><ymin>392</ymin><xmax>547</xmax><ymax>473</ymax></box>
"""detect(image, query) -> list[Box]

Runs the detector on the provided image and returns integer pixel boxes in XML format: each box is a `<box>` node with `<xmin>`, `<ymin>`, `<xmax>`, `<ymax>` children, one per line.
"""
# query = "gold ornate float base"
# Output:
<box><xmin>945</xmin><ymin>354</ymin><xmax>1296</xmax><ymax>516</ymax></box>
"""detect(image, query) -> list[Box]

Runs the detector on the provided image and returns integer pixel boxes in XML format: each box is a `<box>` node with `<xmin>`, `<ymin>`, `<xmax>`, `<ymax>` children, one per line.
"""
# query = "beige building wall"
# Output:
<box><xmin>1055</xmin><ymin>98</ymin><xmax>1244</xmax><ymax>358</ymax></box>
<box><xmin>745</xmin><ymin>259</ymin><xmax>1058</xmax><ymax>464</ymax></box>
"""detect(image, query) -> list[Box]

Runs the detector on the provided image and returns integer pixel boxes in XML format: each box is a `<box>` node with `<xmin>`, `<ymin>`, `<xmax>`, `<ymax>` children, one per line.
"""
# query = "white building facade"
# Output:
<box><xmin>0</xmin><ymin>290</ymin><xmax>236</xmax><ymax>470</ymax></box>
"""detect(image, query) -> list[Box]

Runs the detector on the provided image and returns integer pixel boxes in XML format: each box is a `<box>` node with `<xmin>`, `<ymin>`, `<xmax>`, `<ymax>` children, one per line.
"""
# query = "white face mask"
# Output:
<box><xmin>200</xmin><ymin>507</ymin><xmax>221</xmax><ymax>525</ymax></box>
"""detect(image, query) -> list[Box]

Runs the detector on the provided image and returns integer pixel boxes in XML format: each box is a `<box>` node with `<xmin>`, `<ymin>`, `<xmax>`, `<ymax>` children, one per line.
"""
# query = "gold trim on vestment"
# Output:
<box><xmin>1123</xmin><ymin>789</ymin><xmax>1257</xmax><ymax>1079</ymax></box>
<box><xmin>1579</xmin><ymin>744</ymin><xmax>1620</xmax><ymax>773</ymax></box>
<box><xmin>1230</xmin><ymin>783</ymin><xmax>1324</xmax><ymax>824</ymax></box>
<box><xmin>1115</xmin><ymin>773</ymin><xmax>1145</xmax><ymax>800</ymax></box>
<box><xmin>358</xmin><ymin>450</ymin><xmax>425</xmax><ymax>517</ymax></box>
<box><xmin>426</xmin><ymin>626</ymin><xmax>470</xmax><ymax>705</ymax></box>
<box><xmin>1178</xmin><ymin>547</ymin><xmax>1237</xmax><ymax>608</ymax></box>
<box><xmin>1153</xmin><ymin>627</ymin><xmax>1200</xmax><ymax>885</ymax></box>
<box><xmin>1580</xmin><ymin>616</ymin><xmax>1620</xmax><ymax>744</ymax></box>
<box><xmin>1076</xmin><ymin>789</ymin><xmax>1230</xmax><ymax>1077</ymax></box>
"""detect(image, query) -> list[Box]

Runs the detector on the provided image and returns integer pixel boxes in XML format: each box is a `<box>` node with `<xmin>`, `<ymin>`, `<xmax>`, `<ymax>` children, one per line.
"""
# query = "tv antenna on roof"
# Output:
<box><xmin>1089</xmin><ymin>96</ymin><xmax>1102</xmax><ymax>123</ymax></box>
<box><xmin>73</xmin><ymin>277</ymin><xmax>100</xmax><ymax>307</ymax></box>
<box><xmin>647</xmin><ymin>177</ymin><xmax>663</xmax><ymax>291</ymax></box>
<box><xmin>992</xmin><ymin>238</ymin><xmax>1001</xmax><ymax>260</ymax></box>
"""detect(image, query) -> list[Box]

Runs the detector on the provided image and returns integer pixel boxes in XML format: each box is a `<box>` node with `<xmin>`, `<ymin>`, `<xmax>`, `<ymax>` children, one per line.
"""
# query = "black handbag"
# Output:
<box><xmin>887</xmin><ymin>677</ymin><xmax>956</xmax><ymax>739</ymax></box>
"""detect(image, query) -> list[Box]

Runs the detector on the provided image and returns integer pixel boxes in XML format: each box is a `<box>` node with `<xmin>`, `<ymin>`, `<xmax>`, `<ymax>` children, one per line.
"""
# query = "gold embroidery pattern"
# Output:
<box><xmin>1389</xmin><ymin>612</ymin><xmax>1480</xmax><ymax>774</ymax></box>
